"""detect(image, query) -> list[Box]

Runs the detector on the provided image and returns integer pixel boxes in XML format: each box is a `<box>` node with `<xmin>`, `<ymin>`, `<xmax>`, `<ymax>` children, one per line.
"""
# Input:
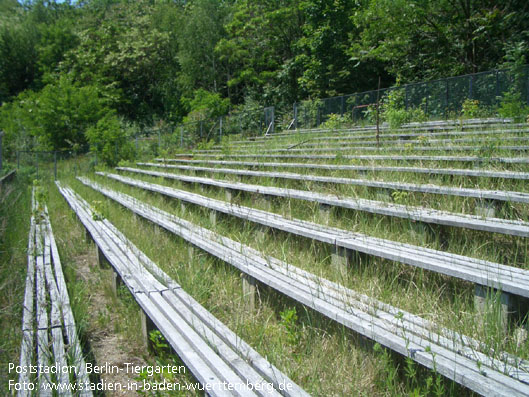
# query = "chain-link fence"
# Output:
<box><xmin>15</xmin><ymin>150</ymin><xmax>96</xmax><ymax>180</ymax></box>
<box><xmin>150</xmin><ymin>107</ymin><xmax>272</xmax><ymax>153</ymax></box>
<box><xmin>293</xmin><ymin>66</ymin><xmax>529</xmax><ymax>129</ymax></box>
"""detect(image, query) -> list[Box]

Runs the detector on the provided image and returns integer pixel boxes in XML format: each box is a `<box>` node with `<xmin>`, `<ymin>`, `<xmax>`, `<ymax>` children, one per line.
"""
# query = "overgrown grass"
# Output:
<box><xmin>6</xmin><ymin>121</ymin><xmax>527</xmax><ymax>396</ymax></box>
<box><xmin>0</xmin><ymin>171</ymin><xmax>31</xmax><ymax>394</ymax></box>
<box><xmin>63</xmin><ymin>174</ymin><xmax>473</xmax><ymax>396</ymax></box>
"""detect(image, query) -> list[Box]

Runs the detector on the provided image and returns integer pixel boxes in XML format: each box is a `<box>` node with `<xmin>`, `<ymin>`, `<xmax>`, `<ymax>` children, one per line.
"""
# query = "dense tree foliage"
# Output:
<box><xmin>0</xmin><ymin>0</ymin><xmax>528</xmax><ymax>160</ymax></box>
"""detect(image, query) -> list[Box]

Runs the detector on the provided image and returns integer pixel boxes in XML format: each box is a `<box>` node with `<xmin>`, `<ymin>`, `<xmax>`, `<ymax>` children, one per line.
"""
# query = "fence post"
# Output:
<box><xmin>219</xmin><ymin>117</ymin><xmax>223</xmax><ymax>141</ymax></box>
<box><xmin>526</xmin><ymin>66</ymin><xmax>529</xmax><ymax>105</ymax></box>
<box><xmin>180</xmin><ymin>126</ymin><xmax>184</xmax><ymax>147</ymax></box>
<box><xmin>445</xmin><ymin>80</ymin><xmax>449</xmax><ymax>118</ymax></box>
<box><xmin>0</xmin><ymin>131</ymin><xmax>3</xmax><ymax>172</ymax></box>
<box><xmin>54</xmin><ymin>151</ymin><xmax>57</xmax><ymax>180</ymax></box>
<box><xmin>271</xmin><ymin>107</ymin><xmax>275</xmax><ymax>134</ymax></box>
<box><xmin>495</xmin><ymin>70</ymin><xmax>500</xmax><ymax>102</ymax></box>
<box><xmin>469</xmin><ymin>75</ymin><xmax>474</xmax><ymax>99</ymax></box>
<box><xmin>293</xmin><ymin>103</ymin><xmax>298</xmax><ymax>129</ymax></box>
<box><xmin>405</xmin><ymin>86</ymin><xmax>409</xmax><ymax>111</ymax></box>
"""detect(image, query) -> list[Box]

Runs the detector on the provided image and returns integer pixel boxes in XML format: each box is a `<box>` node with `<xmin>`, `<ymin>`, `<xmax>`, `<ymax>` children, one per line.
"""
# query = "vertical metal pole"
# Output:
<box><xmin>54</xmin><ymin>151</ymin><xmax>57</xmax><ymax>180</ymax></box>
<box><xmin>200</xmin><ymin>121</ymin><xmax>203</xmax><ymax>140</ymax></box>
<box><xmin>219</xmin><ymin>117</ymin><xmax>223</xmax><ymax>141</ymax></box>
<box><xmin>445</xmin><ymin>80</ymin><xmax>449</xmax><ymax>118</ymax></box>
<box><xmin>469</xmin><ymin>75</ymin><xmax>473</xmax><ymax>99</ymax></box>
<box><xmin>271</xmin><ymin>107</ymin><xmax>275</xmax><ymax>134</ymax></box>
<box><xmin>495</xmin><ymin>71</ymin><xmax>500</xmax><ymax>101</ymax></box>
<box><xmin>376</xmin><ymin>76</ymin><xmax>381</xmax><ymax>145</ymax></box>
<box><xmin>526</xmin><ymin>66</ymin><xmax>529</xmax><ymax>105</ymax></box>
<box><xmin>405</xmin><ymin>86</ymin><xmax>409</xmax><ymax>111</ymax></box>
<box><xmin>0</xmin><ymin>132</ymin><xmax>3</xmax><ymax>172</ymax></box>
<box><xmin>180</xmin><ymin>126</ymin><xmax>183</xmax><ymax>147</ymax></box>
<box><xmin>294</xmin><ymin>103</ymin><xmax>298</xmax><ymax>129</ymax></box>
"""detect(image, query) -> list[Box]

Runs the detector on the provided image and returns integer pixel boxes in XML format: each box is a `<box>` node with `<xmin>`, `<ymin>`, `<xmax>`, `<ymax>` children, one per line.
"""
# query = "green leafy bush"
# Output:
<box><xmin>497</xmin><ymin>91</ymin><xmax>529</xmax><ymax>122</ymax></box>
<box><xmin>183</xmin><ymin>89</ymin><xmax>230</xmax><ymax>123</ymax></box>
<box><xmin>381</xmin><ymin>88</ymin><xmax>408</xmax><ymax>129</ymax></box>
<box><xmin>300</xmin><ymin>98</ymin><xmax>323</xmax><ymax>128</ymax></box>
<box><xmin>0</xmin><ymin>76</ymin><xmax>114</xmax><ymax>155</ymax></box>
<box><xmin>321</xmin><ymin>113</ymin><xmax>352</xmax><ymax>131</ymax></box>
<box><xmin>85</xmin><ymin>113</ymin><xmax>135</xmax><ymax>166</ymax></box>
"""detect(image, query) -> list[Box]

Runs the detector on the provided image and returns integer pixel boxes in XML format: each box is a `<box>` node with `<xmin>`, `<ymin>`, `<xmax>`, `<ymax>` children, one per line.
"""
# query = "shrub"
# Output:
<box><xmin>381</xmin><ymin>88</ymin><xmax>408</xmax><ymax>129</ymax></box>
<box><xmin>497</xmin><ymin>90</ymin><xmax>529</xmax><ymax>122</ymax></box>
<box><xmin>321</xmin><ymin>113</ymin><xmax>352</xmax><ymax>131</ymax></box>
<box><xmin>461</xmin><ymin>99</ymin><xmax>480</xmax><ymax>119</ymax></box>
<box><xmin>0</xmin><ymin>76</ymin><xmax>114</xmax><ymax>155</ymax></box>
<box><xmin>85</xmin><ymin>113</ymin><xmax>135</xmax><ymax>166</ymax></box>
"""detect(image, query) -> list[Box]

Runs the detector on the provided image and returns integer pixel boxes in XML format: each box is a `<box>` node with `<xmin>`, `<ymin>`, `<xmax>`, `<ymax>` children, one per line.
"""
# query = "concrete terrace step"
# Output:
<box><xmin>225</xmin><ymin>127</ymin><xmax>529</xmax><ymax>148</ymax></box>
<box><xmin>195</xmin><ymin>144</ymin><xmax>529</xmax><ymax>154</ymax></box>
<box><xmin>57</xmin><ymin>182</ymin><xmax>307</xmax><ymax>397</ymax></box>
<box><xmin>139</xmin><ymin>162</ymin><xmax>529</xmax><ymax>204</ymax></box>
<box><xmin>114</xmin><ymin>168</ymin><xmax>529</xmax><ymax>238</ymax></box>
<box><xmin>155</xmin><ymin>158</ymin><xmax>529</xmax><ymax>180</ymax></box>
<box><xmin>88</xmin><ymin>174</ymin><xmax>529</xmax><ymax>299</ymax></box>
<box><xmin>186</xmin><ymin>153</ymin><xmax>529</xmax><ymax>164</ymax></box>
<box><xmin>77</xmin><ymin>177</ymin><xmax>529</xmax><ymax>397</ymax></box>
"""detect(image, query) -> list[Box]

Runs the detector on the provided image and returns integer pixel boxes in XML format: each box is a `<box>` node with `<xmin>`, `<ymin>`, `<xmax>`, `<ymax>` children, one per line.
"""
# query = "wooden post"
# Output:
<box><xmin>111</xmin><ymin>270</ymin><xmax>123</xmax><ymax>297</ymax></box>
<box><xmin>97</xmin><ymin>247</ymin><xmax>109</xmax><ymax>269</ymax></box>
<box><xmin>255</xmin><ymin>225</ymin><xmax>267</xmax><ymax>245</ymax></box>
<box><xmin>474</xmin><ymin>285</ymin><xmax>511</xmax><ymax>331</ymax></box>
<box><xmin>331</xmin><ymin>246</ymin><xmax>351</xmax><ymax>280</ymax></box>
<box><xmin>409</xmin><ymin>221</ymin><xmax>434</xmax><ymax>245</ymax></box>
<box><xmin>475</xmin><ymin>199</ymin><xmax>497</xmax><ymax>218</ymax></box>
<box><xmin>319</xmin><ymin>203</ymin><xmax>331</xmax><ymax>225</ymax></box>
<box><xmin>187</xmin><ymin>245</ymin><xmax>194</xmax><ymax>263</ymax></box>
<box><xmin>141</xmin><ymin>310</ymin><xmax>157</xmax><ymax>350</ymax></box>
<box><xmin>376</xmin><ymin>188</ymin><xmax>392</xmax><ymax>202</ymax></box>
<box><xmin>209</xmin><ymin>210</ymin><xmax>217</xmax><ymax>226</ymax></box>
<box><xmin>84</xmin><ymin>228</ymin><xmax>92</xmax><ymax>244</ymax></box>
<box><xmin>254</xmin><ymin>194</ymin><xmax>272</xmax><ymax>211</ymax></box>
<box><xmin>225</xmin><ymin>188</ymin><xmax>234</xmax><ymax>202</ymax></box>
<box><xmin>242</xmin><ymin>274</ymin><xmax>257</xmax><ymax>310</ymax></box>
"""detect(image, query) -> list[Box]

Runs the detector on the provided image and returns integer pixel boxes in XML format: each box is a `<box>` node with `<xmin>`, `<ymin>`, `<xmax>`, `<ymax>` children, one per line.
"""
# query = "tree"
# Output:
<box><xmin>295</xmin><ymin>0</ymin><xmax>387</xmax><ymax>97</ymax></box>
<box><xmin>0</xmin><ymin>76</ymin><xmax>113</xmax><ymax>152</ymax></box>
<box><xmin>177</xmin><ymin>0</ymin><xmax>228</xmax><ymax>95</ymax></box>
<box><xmin>216</xmin><ymin>0</ymin><xmax>305</xmax><ymax>106</ymax></box>
<box><xmin>62</xmin><ymin>0</ymin><xmax>181</xmax><ymax>124</ymax></box>
<box><xmin>349</xmin><ymin>0</ymin><xmax>529</xmax><ymax>82</ymax></box>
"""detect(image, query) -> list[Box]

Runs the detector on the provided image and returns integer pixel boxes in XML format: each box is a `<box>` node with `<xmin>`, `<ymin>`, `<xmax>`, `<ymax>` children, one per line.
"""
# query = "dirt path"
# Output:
<box><xmin>72</xmin><ymin>252</ymin><xmax>148</xmax><ymax>396</ymax></box>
